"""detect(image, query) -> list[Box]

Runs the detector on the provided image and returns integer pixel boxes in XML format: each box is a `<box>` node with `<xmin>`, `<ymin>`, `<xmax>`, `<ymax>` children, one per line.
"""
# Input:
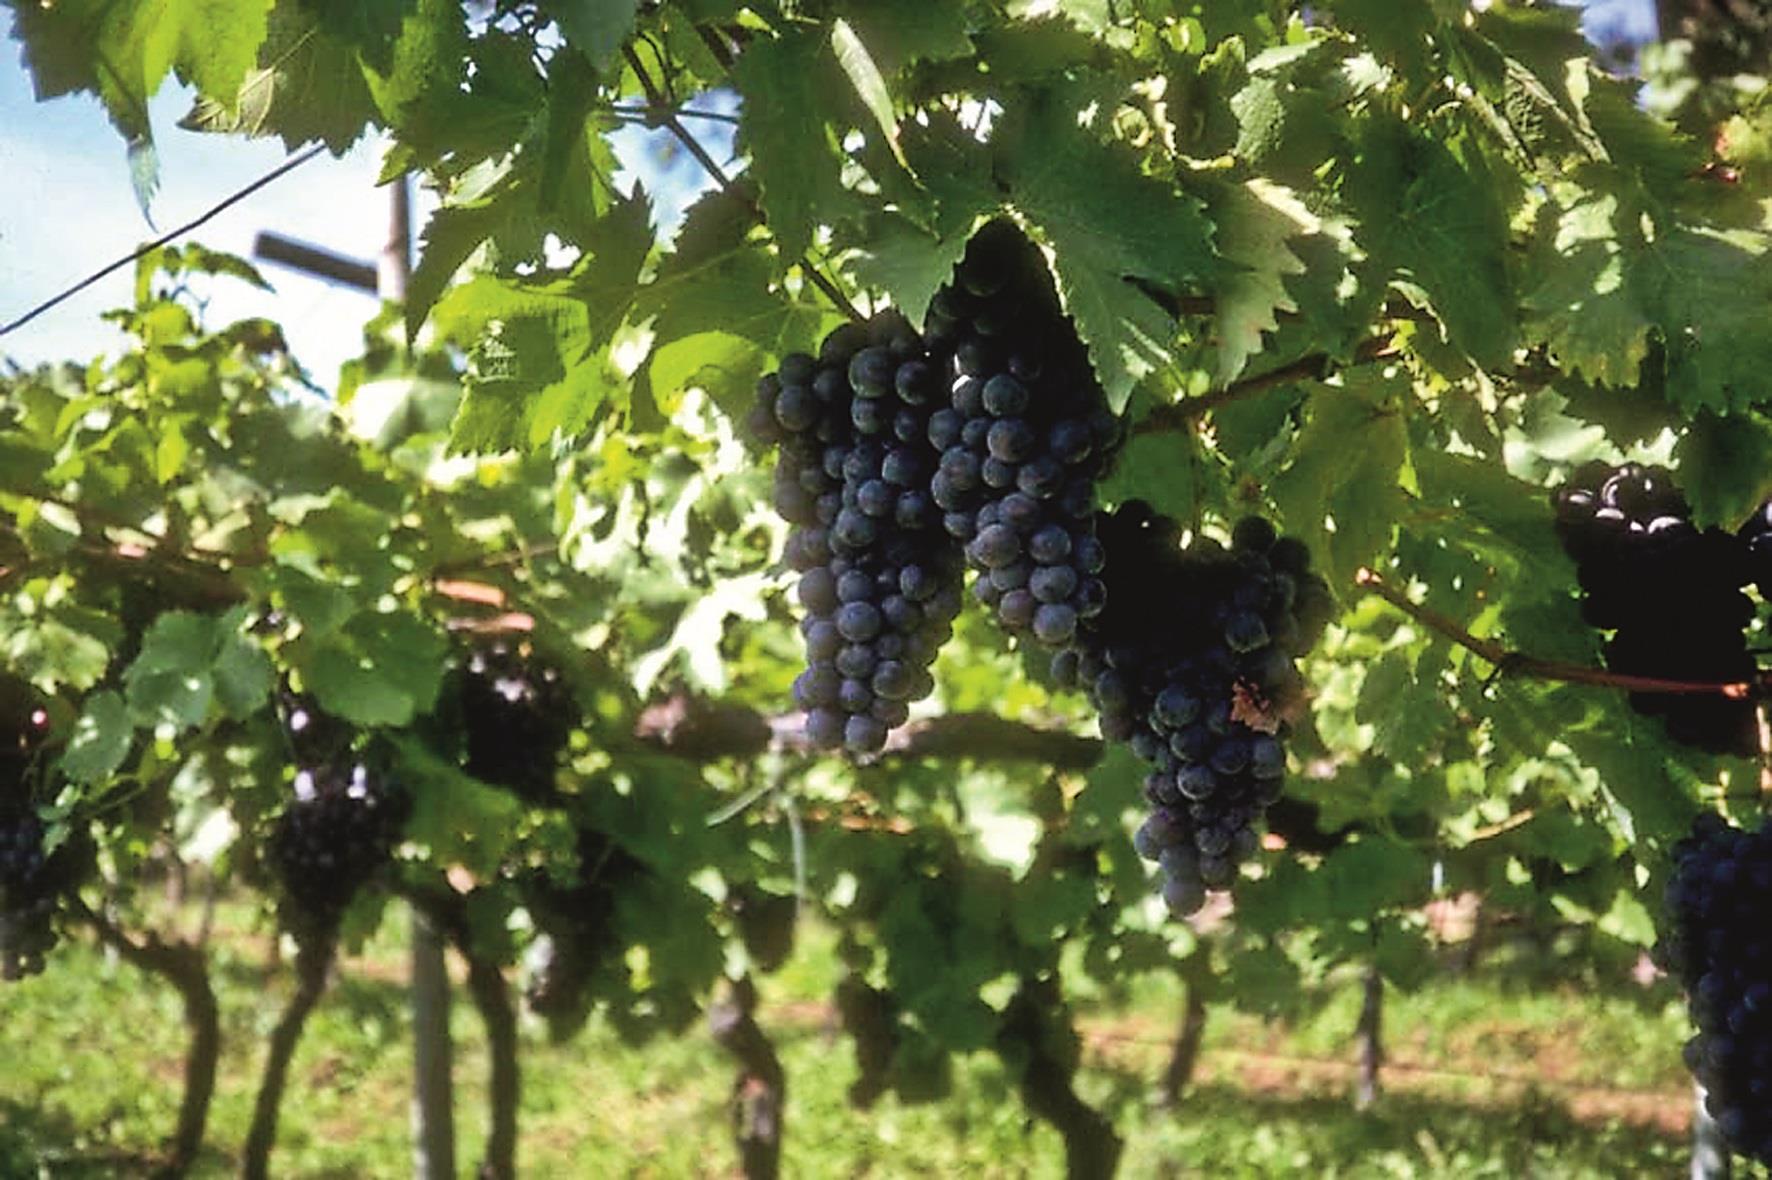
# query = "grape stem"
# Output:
<box><xmin>621</xmin><ymin>42</ymin><xmax>864</xmax><ymax>324</ymax></box>
<box><xmin>1355</xmin><ymin>568</ymin><xmax>1763</xmax><ymax>698</ymax></box>
<box><xmin>1134</xmin><ymin>335</ymin><xmax>1561</xmax><ymax>435</ymax></box>
<box><xmin>1136</xmin><ymin>333</ymin><xmax>1404</xmax><ymax>434</ymax></box>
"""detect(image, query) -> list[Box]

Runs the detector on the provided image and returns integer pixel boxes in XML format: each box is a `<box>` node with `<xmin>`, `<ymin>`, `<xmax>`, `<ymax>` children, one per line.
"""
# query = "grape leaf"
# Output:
<box><xmin>830</xmin><ymin>18</ymin><xmax>909</xmax><ymax>171</ymax></box>
<box><xmin>294</xmin><ymin>610</ymin><xmax>446</xmax><ymax>727</ymax></box>
<box><xmin>1269</xmin><ymin>370</ymin><xmax>1409</xmax><ymax>588</ymax></box>
<box><xmin>1096</xmin><ymin>430</ymin><xmax>1215</xmax><ymax>526</ymax></box>
<box><xmin>547</xmin><ymin>0</ymin><xmax>640</xmax><ymax>70</ymax></box>
<box><xmin>845</xmin><ymin>213</ymin><xmax>976</xmax><ymax>327</ymax></box>
<box><xmin>360</xmin><ymin>0</ymin><xmax>468</xmax><ymax>125</ymax></box>
<box><xmin>392</xmin><ymin>734</ymin><xmax>524</xmax><ymax>876</ymax></box>
<box><xmin>180</xmin><ymin>0</ymin><xmax>379</xmax><ymax>152</ymax></box>
<box><xmin>636</xmin><ymin>196</ymin><xmax>829</xmax><ymax>417</ymax></box>
<box><xmin>406</xmin><ymin>202</ymin><xmax>504</xmax><ymax>342</ymax></box>
<box><xmin>11</xmin><ymin>0</ymin><xmax>274</xmax><ymax>132</ymax></box>
<box><xmin>1343</xmin><ymin>116</ymin><xmax>1516</xmax><ymax>368</ymax></box>
<box><xmin>1521</xmin><ymin>193</ymin><xmax>1651</xmax><ymax>388</ymax></box>
<box><xmin>1319</xmin><ymin>838</ymin><xmax>1432</xmax><ymax>920</ymax></box>
<box><xmin>60</xmin><ymin>691</ymin><xmax>133</xmax><ymax>786</ymax></box>
<box><xmin>837</xmin><ymin>0</ymin><xmax>973</xmax><ymax>74</ymax></box>
<box><xmin>1672</xmin><ymin>411</ymin><xmax>1772</xmax><ymax>529</ymax></box>
<box><xmin>999</xmin><ymin>96</ymin><xmax>1216</xmax><ymax>410</ymax></box>
<box><xmin>1527</xmin><ymin>194</ymin><xmax>1772</xmax><ymax>413</ymax></box>
<box><xmin>1205</xmin><ymin>178</ymin><xmax>1313</xmax><ymax>386</ymax></box>
<box><xmin>432</xmin><ymin>192</ymin><xmax>647</xmax><ymax>449</ymax></box>
<box><xmin>124</xmin><ymin>612</ymin><xmax>219</xmax><ymax>730</ymax></box>
<box><xmin>1007</xmin><ymin>0</ymin><xmax>1108</xmax><ymax>34</ymax></box>
<box><xmin>729</xmin><ymin>27</ymin><xmax>850</xmax><ymax>259</ymax></box>
<box><xmin>212</xmin><ymin>625</ymin><xmax>275</xmax><ymax>720</ymax></box>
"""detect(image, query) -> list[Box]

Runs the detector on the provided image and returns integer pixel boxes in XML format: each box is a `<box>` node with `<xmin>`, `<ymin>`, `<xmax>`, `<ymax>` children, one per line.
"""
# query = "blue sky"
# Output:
<box><xmin>0</xmin><ymin>8</ymin><xmax>404</xmax><ymax>383</ymax></box>
<box><xmin>0</xmin><ymin>9</ymin><xmax>727</xmax><ymax>389</ymax></box>
<box><xmin>0</xmin><ymin>3</ymin><xmax>1651</xmax><ymax>390</ymax></box>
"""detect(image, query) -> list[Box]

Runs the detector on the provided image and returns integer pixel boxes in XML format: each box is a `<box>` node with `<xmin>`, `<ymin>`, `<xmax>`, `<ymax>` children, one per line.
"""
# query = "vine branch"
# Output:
<box><xmin>1136</xmin><ymin>333</ymin><xmax>1403</xmax><ymax>435</ymax></box>
<box><xmin>709</xmin><ymin>975</ymin><xmax>786</xmax><ymax>1180</ymax></box>
<box><xmin>71</xmin><ymin>899</ymin><xmax>219</xmax><ymax>1179</ymax></box>
<box><xmin>1356</xmin><ymin>568</ymin><xmax>1761</xmax><ymax>697</ymax></box>
<box><xmin>624</xmin><ymin>39</ymin><xmax>863</xmax><ymax>323</ymax></box>
<box><xmin>242</xmin><ymin>935</ymin><xmax>335</xmax><ymax>1180</ymax></box>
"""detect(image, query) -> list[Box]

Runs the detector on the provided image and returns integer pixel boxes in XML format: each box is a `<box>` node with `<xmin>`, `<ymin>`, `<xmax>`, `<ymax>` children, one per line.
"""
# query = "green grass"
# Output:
<box><xmin>0</xmin><ymin>902</ymin><xmax>1707</xmax><ymax>1178</ymax></box>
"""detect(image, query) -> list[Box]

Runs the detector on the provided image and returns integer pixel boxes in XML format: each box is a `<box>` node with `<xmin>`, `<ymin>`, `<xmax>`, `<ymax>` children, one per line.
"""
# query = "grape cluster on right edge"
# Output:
<box><xmin>1551</xmin><ymin>462</ymin><xmax>1758</xmax><ymax>755</ymax></box>
<box><xmin>1057</xmin><ymin>502</ymin><xmax>1333</xmax><ymax>915</ymax></box>
<box><xmin>1661</xmin><ymin>814</ymin><xmax>1772</xmax><ymax>1165</ymax></box>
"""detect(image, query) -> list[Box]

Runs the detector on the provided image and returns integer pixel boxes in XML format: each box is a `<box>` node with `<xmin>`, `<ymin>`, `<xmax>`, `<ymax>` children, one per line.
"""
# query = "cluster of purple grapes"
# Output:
<box><xmin>1739</xmin><ymin>499</ymin><xmax>1772</xmax><ymax>597</ymax></box>
<box><xmin>451</xmin><ymin>639</ymin><xmax>576</xmax><ymax>802</ymax></box>
<box><xmin>747</xmin><ymin>222</ymin><xmax>1125</xmax><ymax>753</ymax></box>
<box><xmin>1552</xmin><ymin>462</ymin><xmax>1757</xmax><ymax>755</ymax></box>
<box><xmin>522</xmin><ymin>828</ymin><xmax>646</xmax><ymax>1036</ymax></box>
<box><xmin>1660</xmin><ymin>813</ymin><xmax>1772</xmax><ymax>1164</ymax></box>
<box><xmin>1057</xmin><ymin>503</ymin><xmax>1332</xmax><ymax>914</ymax></box>
<box><xmin>0</xmin><ymin>688</ymin><xmax>70</xmax><ymax>980</ymax></box>
<box><xmin>748</xmin><ymin>312</ymin><xmax>965</xmax><ymax>754</ymax></box>
<box><xmin>0</xmin><ymin>811</ymin><xmax>67</xmax><ymax>980</ymax></box>
<box><xmin>923</xmin><ymin>222</ymin><xmax>1119</xmax><ymax>650</ymax></box>
<box><xmin>267</xmin><ymin>760</ymin><xmax>408</xmax><ymax>941</ymax></box>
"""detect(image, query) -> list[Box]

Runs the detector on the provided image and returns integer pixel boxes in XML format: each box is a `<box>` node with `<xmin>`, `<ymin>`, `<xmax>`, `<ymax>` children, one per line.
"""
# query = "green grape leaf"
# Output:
<box><xmin>1527</xmin><ymin>191</ymin><xmax>1772</xmax><ymax>412</ymax></box>
<box><xmin>392</xmin><ymin>735</ymin><xmax>524</xmax><ymax>877</ymax></box>
<box><xmin>1096</xmin><ymin>430</ymin><xmax>1213</xmax><ymax>526</ymax></box>
<box><xmin>630</xmin><ymin>571</ymin><xmax>773</xmax><ymax>696</ymax></box>
<box><xmin>1374</xmin><ymin>922</ymin><xmax>1436</xmax><ymax>991</ymax></box>
<box><xmin>637</xmin><ymin>197</ymin><xmax>829</xmax><ymax>417</ymax></box>
<box><xmin>838</xmin><ymin>0</ymin><xmax>973</xmax><ymax>74</ymax></box>
<box><xmin>1</xmin><ymin>601</ymin><xmax>118</xmax><ymax>693</ymax></box>
<box><xmin>1673</xmin><ymin>411</ymin><xmax>1772</xmax><ymax>529</ymax></box>
<box><xmin>846</xmin><ymin>213</ymin><xmax>975</xmax><ymax>328</ymax></box>
<box><xmin>1269</xmin><ymin>370</ymin><xmax>1408</xmax><ymax>587</ymax></box>
<box><xmin>729</xmin><ymin>27</ymin><xmax>850</xmax><ymax>259</ymax></box>
<box><xmin>1521</xmin><ymin>193</ymin><xmax>1651</xmax><ymax>388</ymax></box>
<box><xmin>1343</xmin><ymin>116</ymin><xmax>1516</xmax><ymax>368</ymax></box>
<box><xmin>124</xmin><ymin>612</ymin><xmax>219</xmax><ymax>730</ymax></box>
<box><xmin>12</xmin><ymin>0</ymin><xmax>274</xmax><ymax>143</ymax></box>
<box><xmin>1205</xmin><ymin>178</ymin><xmax>1312</xmax><ymax>386</ymax></box>
<box><xmin>1646</xmin><ymin>226</ymin><xmax>1772</xmax><ymax>415</ymax></box>
<box><xmin>431</xmin><ymin>192</ymin><xmax>648</xmax><ymax>448</ymax></box>
<box><xmin>60</xmin><ymin>691</ymin><xmax>133</xmax><ymax>786</ymax></box>
<box><xmin>361</xmin><ymin>0</ymin><xmax>468</xmax><ymax>124</ymax></box>
<box><xmin>547</xmin><ymin>0</ymin><xmax>640</xmax><ymax>70</ymax></box>
<box><xmin>830</xmin><ymin>18</ymin><xmax>908</xmax><ymax>171</ymax></box>
<box><xmin>294</xmin><ymin>610</ymin><xmax>446</xmax><ymax>727</ymax></box>
<box><xmin>212</xmin><ymin>625</ymin><xmax>275</xmax><ymax>719</ymax></box>
<box><xmin>1319</xmin><ymin>838</ymin><xmax>1432</xmax><ymax>920</ymax></box>
<box><xmin>180</xmin><ymin>0</ymin><xmax>378</xmax><ymax>153</ymax></box>
<box><xmin>406</xmin><ymin>203</ymin><xmax>501</xmax><ymax>340</ymax></box>
<box><xmin>1007</xmin><ymin>0</ymin><xmax>1108</xmax><ymax>34</ymax></box>
<box><xmin>1000</xmin><ymin>96</ymin><xmax>1216</xmax><ymax>410</ymax></box>
<box><xmin>1355</xmin><ymin>644</ymin><xmax>1457</xmax><ymax>765</ymax></box>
